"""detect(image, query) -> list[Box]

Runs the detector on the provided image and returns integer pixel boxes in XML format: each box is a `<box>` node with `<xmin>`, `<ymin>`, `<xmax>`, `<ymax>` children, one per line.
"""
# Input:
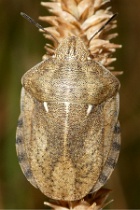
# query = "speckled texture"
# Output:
<box><xmin>16</xmin><ymin>36</ymin><xmax>120</xmax><ymax>201</ymax></box>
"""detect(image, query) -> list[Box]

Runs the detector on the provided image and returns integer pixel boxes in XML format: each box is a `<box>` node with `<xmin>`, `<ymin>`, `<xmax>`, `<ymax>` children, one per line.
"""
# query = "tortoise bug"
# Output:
<box><xmin>16</xmin><ymin>14</ymin><xmax>121</xmax><ymax>201</ymax></box>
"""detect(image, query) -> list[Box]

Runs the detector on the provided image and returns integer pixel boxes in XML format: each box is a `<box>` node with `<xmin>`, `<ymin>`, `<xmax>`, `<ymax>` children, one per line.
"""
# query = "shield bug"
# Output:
<box><xmin>16</xmin><ymin>13</ymin><xmax>121</xmax><ymax>201</ymax></box>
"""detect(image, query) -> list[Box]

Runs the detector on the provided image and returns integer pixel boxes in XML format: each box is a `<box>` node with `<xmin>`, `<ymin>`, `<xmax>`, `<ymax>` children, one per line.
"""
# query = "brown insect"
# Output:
<box><xmin>16</xmin><ymin>14</ymin><xmax>121</xmax><ymax>201</ymax></box>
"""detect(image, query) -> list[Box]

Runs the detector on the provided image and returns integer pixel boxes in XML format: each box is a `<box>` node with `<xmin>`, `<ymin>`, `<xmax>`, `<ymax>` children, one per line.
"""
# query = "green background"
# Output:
<box><xmin>0</xmin><ymin>0</ymin><xmax>140</xmax><ymax>209</ymax></box>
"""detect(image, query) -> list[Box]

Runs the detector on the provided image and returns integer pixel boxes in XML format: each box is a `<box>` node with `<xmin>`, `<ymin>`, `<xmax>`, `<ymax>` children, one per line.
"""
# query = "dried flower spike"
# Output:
<box><xmin>39</xmin><ymin>0</ymin><xmax>122</xmax><ymax>71</ymax></box>
<box><xmin>17</xmin><ymin>0</ymin><xmax>122</xmax><ymax>209</ymax></box>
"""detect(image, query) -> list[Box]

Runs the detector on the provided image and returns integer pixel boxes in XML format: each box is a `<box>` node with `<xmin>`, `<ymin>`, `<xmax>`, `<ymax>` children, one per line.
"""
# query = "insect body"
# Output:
<box><xmin>16</xmin><ymin>36</ymin><xmax>121</xmax><ymax>201</ymax></box>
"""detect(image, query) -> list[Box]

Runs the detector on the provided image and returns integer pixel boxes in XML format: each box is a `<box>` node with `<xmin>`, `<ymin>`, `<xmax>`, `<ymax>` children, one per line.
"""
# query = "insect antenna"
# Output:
<box><xmin>88</xmin><ymin>13</ymin><xmax>118</xmax><ymax>44</ymax></box>
<box><xmin>20</xmin><ymin>12</ymin><xmax>59</xmax><ymax>45</ymax></box>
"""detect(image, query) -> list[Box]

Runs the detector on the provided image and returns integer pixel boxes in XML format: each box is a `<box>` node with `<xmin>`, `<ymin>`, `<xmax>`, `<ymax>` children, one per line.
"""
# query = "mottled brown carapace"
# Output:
<box><xmin>16</xmin><ymin>36</ymin><xmax>121</xmax><ymax>201</ymax></box>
